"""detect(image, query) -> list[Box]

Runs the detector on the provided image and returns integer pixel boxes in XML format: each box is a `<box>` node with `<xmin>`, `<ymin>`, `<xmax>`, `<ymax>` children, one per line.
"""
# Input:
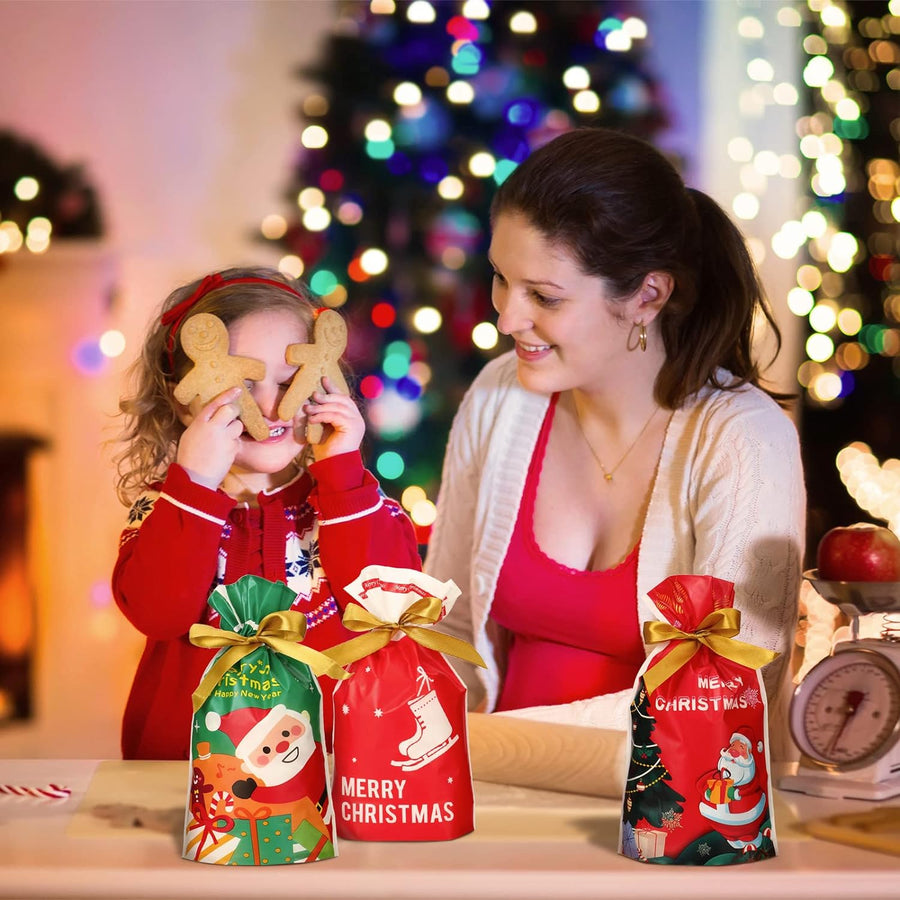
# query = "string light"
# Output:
<box><xmin>472</xmin><ymin>321</ymin><xmax>498</xmax><ymax>350</ymax></box>
<box><xmin>412</xmin><ymin>306</ymin><xmax>442</xmax><ymax>334</ymax></box>
<box><xmin>410</xmin><ymin>498</ymin><xmax>437</xmax><ymax>527</ymax></box>
<box><xmin>278</xmin><ymin>255</ymin><xmax>304</xmax><ymax>279</ymax></box>
<box><xmin>837</xmin><ymin>443</ymin><xmax>900</xmax><ymax>534</ymax></box>
<box><xmin>360</xmin><ymin>247</ymin><xmax>388</xmax><ymax>275</ymax></box>
<box><xmin>376</xmin><ymin>451</ymin><xmax>405</xmax><ymax>480</ymax></box>
<box><xmin>302</xmin><ymin>207</ymin><xmax>331</xmax><ymax>231</ymax></box>
<box><xmin>509</xmin><ymin>11</ymin><xmax>537</xmax><ymax>35</ymax></box>
<box><xmin>99</xmin><ymin>330</ymin><xmax>126</xmax><ymax>358</ymax></box>
<box><xmin>407</xmin><ymin>1</ymin><xmax>436</xmax><ymax>24</ymax></box>
<box><xmin>301</xmin><ymin>125</ymin><xmax>328</xmax><ymax>149</ymax></box>
<box><xmin>401</xmin><ymin>485</ymin><xmax>427</xmax><ymax>510</ymax></box>
<box><xmin>260</xmin><ymin>214</ymin><xmax>287</xmax><ymax>240</ymax></box>
<box><xmin>13</xmin><ymin>176</ymin><xmax>39</xmax><ymax>200</ymax></box>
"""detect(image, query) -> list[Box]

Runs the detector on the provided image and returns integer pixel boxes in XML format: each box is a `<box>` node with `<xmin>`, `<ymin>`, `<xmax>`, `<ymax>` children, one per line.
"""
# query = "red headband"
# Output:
<box><xmin>160</xmin><ymin>273</ymin><xmax>305</xmax><ymax>373</ymax></box>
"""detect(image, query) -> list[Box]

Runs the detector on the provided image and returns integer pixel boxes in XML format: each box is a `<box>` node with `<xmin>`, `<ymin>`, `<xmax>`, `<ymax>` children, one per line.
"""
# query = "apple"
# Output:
<box><xmin>816</xmin><ymin>522</ymin><xmax>900</xmax><ymax>582</ymax></box>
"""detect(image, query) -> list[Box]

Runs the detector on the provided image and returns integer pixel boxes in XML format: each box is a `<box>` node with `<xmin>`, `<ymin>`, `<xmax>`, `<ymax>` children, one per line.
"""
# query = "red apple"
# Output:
<box><xmin>816</xmin><ymin>522</ymin><xmax>900</xmax><ymax>582</ymax></box>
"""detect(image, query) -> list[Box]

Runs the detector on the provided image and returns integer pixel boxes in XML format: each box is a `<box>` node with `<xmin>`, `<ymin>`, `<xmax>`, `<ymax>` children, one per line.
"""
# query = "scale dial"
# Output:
<box><xmin>790</xmin><ymin>647</ymin><xmax>900</xmax><ymax>770</ymax></box>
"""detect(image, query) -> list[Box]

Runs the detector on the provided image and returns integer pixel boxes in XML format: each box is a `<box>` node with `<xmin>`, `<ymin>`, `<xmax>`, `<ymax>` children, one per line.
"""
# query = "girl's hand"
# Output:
<box><xmin>175</xmin><ymin>387</ymin><xmax>244</xmax><ymax>489</ymax></box>
<box><xmin>303</xmin><ymin>376</ymin><xmax>365</xmax><ymax>461</ymax></box>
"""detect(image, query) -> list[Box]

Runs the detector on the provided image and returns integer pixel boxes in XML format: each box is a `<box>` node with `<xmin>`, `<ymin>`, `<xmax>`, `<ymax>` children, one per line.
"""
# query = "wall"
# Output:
<box><xmin>0</xmin><ymin>0</ymin><xmax>334</xmax><ymax>757</ymax></box>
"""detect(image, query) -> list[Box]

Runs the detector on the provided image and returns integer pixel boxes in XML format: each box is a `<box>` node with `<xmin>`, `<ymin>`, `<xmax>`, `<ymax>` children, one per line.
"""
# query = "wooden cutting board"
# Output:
<box><xmin>805</xmin><ymin>807</ymin><xmax>900</xmax><ymax>856</ymax></box>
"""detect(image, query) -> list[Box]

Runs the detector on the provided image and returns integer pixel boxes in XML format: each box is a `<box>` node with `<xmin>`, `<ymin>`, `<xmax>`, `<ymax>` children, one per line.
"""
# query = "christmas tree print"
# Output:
<box><xmin>623</xmin><ymin>678</ymin><xmax>686</xmax><ymax>835</ymax></box>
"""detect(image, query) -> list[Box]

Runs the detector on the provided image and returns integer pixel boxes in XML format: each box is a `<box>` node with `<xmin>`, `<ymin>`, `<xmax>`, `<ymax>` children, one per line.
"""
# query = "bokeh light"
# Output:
<box><xmin>99</xmin><ymin>330</ymin><xmax>126</xmax><ymax>358</ymax></box>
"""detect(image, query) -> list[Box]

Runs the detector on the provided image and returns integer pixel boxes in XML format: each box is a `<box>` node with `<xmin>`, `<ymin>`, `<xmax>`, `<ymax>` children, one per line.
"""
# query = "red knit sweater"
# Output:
<box><xmin>113</xmin><ymin>451</ymin><xmax>421</xmax><ymax>760</ymax></box>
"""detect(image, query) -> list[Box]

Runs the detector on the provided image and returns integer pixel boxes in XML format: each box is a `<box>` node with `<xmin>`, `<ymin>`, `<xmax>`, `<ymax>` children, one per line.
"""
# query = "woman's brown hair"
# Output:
<box><xmin>490</xmin><ymin>127</ymin><xmax>789</xmax><ymax>409</ymax></box>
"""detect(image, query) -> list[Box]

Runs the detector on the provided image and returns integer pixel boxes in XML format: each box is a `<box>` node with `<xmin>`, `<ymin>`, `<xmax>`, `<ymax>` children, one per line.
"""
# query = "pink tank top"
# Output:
<box><xmin>491</xmin><ymin>393</ymin><xmax>646</xmax><ymax>711</ymax></box>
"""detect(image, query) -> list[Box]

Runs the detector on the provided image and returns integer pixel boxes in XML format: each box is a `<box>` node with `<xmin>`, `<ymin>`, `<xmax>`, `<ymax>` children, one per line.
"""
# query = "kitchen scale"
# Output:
<box><xmin>780</xmin><ymin>571</ymin><xmax>900</xmax><ymax>801</ymax></box>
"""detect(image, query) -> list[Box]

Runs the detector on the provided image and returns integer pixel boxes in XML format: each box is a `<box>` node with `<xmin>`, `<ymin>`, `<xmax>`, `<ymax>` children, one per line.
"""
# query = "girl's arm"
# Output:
<box><xmin>112</xmin><ymin>464</ymin><xmax>235</xmax><ymax>640</ymax></box>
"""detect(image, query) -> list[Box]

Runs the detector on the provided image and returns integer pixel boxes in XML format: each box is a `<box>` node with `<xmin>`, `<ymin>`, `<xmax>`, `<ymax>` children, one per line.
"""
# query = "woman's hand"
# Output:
<box><xmin>175</xmin><ymin>387</ymin><xmax>244</xmax><ymax>489</ymax></box>
<box><xmin>303</xmin><ymin>376</ymin><xmax>365</xmax><ymax>461</ymax></box>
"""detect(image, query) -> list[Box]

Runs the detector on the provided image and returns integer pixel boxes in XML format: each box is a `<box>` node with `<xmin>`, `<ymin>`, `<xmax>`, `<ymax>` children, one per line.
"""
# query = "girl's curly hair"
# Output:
<box><xmin>113</xmin><ymin>266</ymin><xmax>318</xmax><ymax>506</ymax></box>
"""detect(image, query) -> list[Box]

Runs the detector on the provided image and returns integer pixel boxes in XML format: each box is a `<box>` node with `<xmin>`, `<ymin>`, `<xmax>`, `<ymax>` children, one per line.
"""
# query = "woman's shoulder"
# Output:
<box><xmin>684</xmin><ymin>373</ymin><xmax>800</xmax><ymax>450</ymax></box>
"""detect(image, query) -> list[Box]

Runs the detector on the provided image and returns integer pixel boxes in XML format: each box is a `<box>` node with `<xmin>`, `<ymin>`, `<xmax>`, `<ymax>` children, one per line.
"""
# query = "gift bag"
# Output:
<box><xmin>183</xmin><ymin>575</ymin><xmax>348</xmax><ymax>866</ymax></box>
<box><xmin>327</xmin><ymin>565</ymin><xmax>485</xmax><ymax>841</ymax></box>
<box><xmin>619</xmin><ymin>575</ymin><xmax>779</xmax><ymax>866</ymax></box>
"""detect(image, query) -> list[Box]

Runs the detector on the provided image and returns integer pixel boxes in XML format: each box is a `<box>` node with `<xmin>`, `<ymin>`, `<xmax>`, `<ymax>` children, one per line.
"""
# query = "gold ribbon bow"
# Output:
<box><xmin>325</xmin><ymin>596</ymin><xmax>487</xmax><ymax>668</ymax></box>
<box><xmin>641</xmin><ymin>608</ymin><xmax>778</xmax><ymax>694</ymax></box>
<box><xmin>189</xmin><ymin>610</ymin><xmax>349</xmax><ymax>712</ymax></box>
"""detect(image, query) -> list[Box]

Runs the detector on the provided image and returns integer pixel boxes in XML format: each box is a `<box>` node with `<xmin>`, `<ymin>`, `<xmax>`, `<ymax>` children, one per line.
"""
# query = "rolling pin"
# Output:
<box><xmin>466</xmin><ymin>711</ymin><xmax>626</xmax><ymax>798</ymax></box>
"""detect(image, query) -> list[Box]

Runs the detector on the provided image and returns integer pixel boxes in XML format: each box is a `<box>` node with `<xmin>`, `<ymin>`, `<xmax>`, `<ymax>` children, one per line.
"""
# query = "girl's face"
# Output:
<box><xmin>227</xmin><ymin>307</ymin><xmax>311</xmax><ymax>479</ymax></box>
<box><xmin>489</xmin><ymin>212</ymin><xmax>637</xmax><ymax>397</ymax></box>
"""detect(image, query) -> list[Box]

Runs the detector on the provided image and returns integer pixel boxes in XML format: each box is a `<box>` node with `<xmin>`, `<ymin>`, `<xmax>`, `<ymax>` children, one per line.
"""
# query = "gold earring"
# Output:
<box><xmin>638</xmin><ymin>323</ymin><xmax>647</xmax><ymax>352</ymax></box>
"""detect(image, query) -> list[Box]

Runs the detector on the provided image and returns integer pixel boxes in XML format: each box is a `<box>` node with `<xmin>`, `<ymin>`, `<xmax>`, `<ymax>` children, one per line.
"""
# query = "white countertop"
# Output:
<box><xmin>1</xmin><ymin>759</ymin><xmax>899</xmax><ymax>899</ymax></box>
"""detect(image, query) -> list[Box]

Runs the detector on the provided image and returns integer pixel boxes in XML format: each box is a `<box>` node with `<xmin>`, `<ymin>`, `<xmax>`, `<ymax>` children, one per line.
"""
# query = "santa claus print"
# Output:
<box><xmin>697</xmin><ymin>727</ymin><xmax>771</xmax><ymax>853</ymax></box>
<box><xmin>206</xmin><ymin>703</ymin><xmax>328</xmax><ymax>814</ymax></box>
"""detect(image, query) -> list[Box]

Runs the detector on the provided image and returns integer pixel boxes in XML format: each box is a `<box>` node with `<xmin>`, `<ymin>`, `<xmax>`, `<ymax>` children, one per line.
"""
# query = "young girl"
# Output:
<box><xmin>113</xmin><ymin>266</ymin><xmax>420</xmax><ymax>760</ymax></box>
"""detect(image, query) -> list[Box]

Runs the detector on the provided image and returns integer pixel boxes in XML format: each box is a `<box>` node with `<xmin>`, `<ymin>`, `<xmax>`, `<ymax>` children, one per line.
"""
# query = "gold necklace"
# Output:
<box><xmin>573</xmin><ymin>399</ymin><xmax>660</xmax><ymax>483</ymax></box>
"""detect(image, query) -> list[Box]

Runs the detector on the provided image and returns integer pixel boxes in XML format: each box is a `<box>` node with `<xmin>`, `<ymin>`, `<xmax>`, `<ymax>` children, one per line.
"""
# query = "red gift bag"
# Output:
<box><xmin>328</xmin><ymin>566</ymin><xmax>485</xmax><ymax>841</ymax></box>
<box><xmin>619</xmin><ymin>575</ymin><xmax>779</xmax><ymax>866</ymax></box>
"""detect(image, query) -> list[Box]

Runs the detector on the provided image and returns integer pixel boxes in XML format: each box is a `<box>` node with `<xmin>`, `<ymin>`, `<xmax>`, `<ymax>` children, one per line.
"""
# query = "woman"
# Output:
<box><xmin>425</xmin><ymin>128</ymin><xmax>805</xmax><ymax>742</ymax></box>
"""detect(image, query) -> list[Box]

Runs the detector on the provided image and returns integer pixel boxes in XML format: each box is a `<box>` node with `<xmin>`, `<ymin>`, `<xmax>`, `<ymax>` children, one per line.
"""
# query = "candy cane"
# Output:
<box><xmin>209</xmin><ymin>790</ymin><xmax>234</xmax><ymax>817</ymax></box>
<box><xmin>0</xmin><ymin>783</ymin><xmax>71</xmax><ymax>800</ymax></box>
<box><xmin>195</xmin><ymin>789</ymin><xmax>235</xmax><ymax>854</ymax></box>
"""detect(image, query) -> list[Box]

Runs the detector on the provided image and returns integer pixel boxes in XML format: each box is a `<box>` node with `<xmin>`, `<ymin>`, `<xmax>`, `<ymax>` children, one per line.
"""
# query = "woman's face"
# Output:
<box><xmin>489</xmin><ymin>211</ymin><xmax>634</xmax><ymax>396</ymax></box>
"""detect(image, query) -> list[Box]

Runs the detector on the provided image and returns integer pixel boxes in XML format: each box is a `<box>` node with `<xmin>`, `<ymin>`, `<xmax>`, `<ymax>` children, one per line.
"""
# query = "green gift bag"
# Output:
<box><xmin>182</xmin><ymin>575</ymin><xmax>347</xmax><ymax>866</ymax></box>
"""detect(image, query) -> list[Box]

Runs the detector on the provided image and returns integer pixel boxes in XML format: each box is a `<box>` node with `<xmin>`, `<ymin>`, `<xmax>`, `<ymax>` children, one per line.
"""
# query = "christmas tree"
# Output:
<box><xmin>269</xmin><ymin>0</ymin><xmax>668</xmax><ymax>539</ymax></box>
<box><xmin>623</xmin><ymin>679</ymin><xmax>685</xmax><ymax>842</ymax></box>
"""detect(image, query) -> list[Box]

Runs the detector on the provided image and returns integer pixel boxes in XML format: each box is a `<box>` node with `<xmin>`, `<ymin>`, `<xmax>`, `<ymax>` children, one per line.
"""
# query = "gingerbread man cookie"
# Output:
<box><xmin>278</xmin><ymin>308</ymin><xmax>349</xmax><ymax>444</ymax></box>
<box><xmin>173</xmin><ymin>313</ymin><xmax>269</xmax><ymax>442</ymax></box>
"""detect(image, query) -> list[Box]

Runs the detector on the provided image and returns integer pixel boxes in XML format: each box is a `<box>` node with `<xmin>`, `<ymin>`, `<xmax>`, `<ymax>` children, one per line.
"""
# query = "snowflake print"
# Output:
<box><xmin>365</xmin><ymin>666</ymin><xmax>371</xmax><ymax>673</ymax></box>
<box><xmin>127</xmin><ymin>495</ymin><xmax>155</xmax><ymax>524</ymax></box>
<box><xmin>352</xmin><ymin>757</ymin><xmax>357</xmax><ymax>764</ymax></box>
<box><xmin>286</xmin><ymin>540</ymin><xmax>320</xmax><ymax>579</ymax></box>
<box><xmin>447</xmin><ymin>777</ymin><xmax>454</xmax><ymax>784</ymax></box>
<box><xmin>342</xmin><ymin>704</ymin><xmax>350</xmax><ymax>715</ymax></box>
<box><xmin>661</xmin><ymin>810</ymin><xmax>683</xmax><ymax>832</ymax></box>
<box><xmin>374</xmin><ymin>708</ymin><xmax>383</xmax><ymax>718</ymax></box>
<box><xmin>697</xmin><ymin>842</ymin><xmax>711</xmax><ymax>858</ymax></box>
<box><xmin>741</xmin><ymin>686</ymin><xmax>761</xmax><ymax>709</ymax></box>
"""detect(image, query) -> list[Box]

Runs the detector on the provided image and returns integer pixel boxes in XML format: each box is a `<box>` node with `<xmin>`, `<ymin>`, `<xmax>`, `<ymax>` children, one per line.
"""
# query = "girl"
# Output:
<box><xmin>113</xmin><ymin>267</ymin><xmax>420</xmax><ymax>759</ymax></box>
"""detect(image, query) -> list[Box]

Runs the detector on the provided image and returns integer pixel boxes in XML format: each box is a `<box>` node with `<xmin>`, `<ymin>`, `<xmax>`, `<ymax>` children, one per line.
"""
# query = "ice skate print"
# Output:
<box><xmin>391</xmin><ymin>667</ymin><xmax>459</xmax><ymax>772</ymax></box>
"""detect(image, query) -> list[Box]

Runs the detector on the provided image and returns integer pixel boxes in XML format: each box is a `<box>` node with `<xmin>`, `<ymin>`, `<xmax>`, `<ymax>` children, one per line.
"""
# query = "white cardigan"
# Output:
<box><xmin>425</xmin><ymin>352</ymin><xmax>806</xmax><ymax>735</ymax></box>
